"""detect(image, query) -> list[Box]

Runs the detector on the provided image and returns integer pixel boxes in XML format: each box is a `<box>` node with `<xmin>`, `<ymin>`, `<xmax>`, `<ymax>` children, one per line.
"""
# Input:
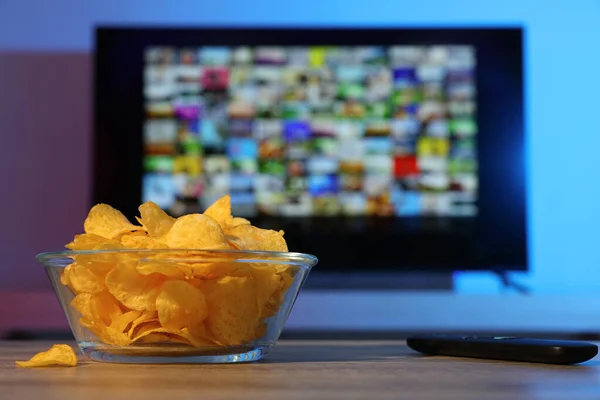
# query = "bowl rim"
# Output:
<box><xmin>36</xmin><ymin>249</ymin><xmax>318</xmax><ymax>269</ymax></box>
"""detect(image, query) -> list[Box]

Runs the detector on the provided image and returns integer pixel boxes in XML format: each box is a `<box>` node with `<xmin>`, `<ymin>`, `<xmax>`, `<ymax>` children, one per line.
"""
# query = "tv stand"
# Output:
<box><xmin>493</xmin><ymin>271</ymin><xmax>530</xmax><ymax>295</ymax></box>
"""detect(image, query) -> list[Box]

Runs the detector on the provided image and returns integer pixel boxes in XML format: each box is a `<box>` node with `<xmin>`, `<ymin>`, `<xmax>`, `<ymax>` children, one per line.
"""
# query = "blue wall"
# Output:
<box><xmin>2</xmin><ymin>0</ymin><xmax>600</xmax><ymax>329</ymax></box>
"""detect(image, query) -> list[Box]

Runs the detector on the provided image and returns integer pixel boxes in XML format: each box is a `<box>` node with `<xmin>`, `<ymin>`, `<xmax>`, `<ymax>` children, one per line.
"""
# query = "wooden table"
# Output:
<box><xmin>2</xmin><ymin>340</ymin><xmax>600</xmax><ymax>399</ymax></box>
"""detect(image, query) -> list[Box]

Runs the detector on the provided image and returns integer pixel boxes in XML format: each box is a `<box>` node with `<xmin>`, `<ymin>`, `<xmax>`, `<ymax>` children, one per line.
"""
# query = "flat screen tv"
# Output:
<box><xmin>93</xmin><ymin>27</ymin><xmax>526</xmax><ymax>274</ymax></box>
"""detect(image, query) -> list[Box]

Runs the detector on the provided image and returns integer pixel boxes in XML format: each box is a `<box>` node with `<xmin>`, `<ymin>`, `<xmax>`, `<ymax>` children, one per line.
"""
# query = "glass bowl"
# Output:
<box><xmin>36</xmin><ymin>249</ymin><xmax>317</xmax><ymax>364</ymax></box>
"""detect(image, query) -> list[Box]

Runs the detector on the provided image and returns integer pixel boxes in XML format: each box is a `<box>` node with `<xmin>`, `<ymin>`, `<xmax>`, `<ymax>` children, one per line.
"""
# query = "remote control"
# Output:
<box><xmin>406</xmin><ymin>334</ymin><xmax>598</xmax><ymax>365</ymax></box>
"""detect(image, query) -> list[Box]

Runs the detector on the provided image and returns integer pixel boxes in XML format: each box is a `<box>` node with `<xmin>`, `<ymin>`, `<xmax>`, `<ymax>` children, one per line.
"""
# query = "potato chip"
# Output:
<box><xmin>121</xmin><ymin>234</ymin><xmax>166</xmax><ymax>249</ymax></box>
<box><xmin>181</xmin><ymin>326</ymin><xmax>219</xmax><ymax>347</ymax></box>
<box><xmin>71</xmin><ymin>291</ymin><xmax>122</xmax><ymax>326</ymax></box>
<box><xmin>137</xmin><ymin>201</ymin><xmax>175</xmax><ymax>237</ymax></box>
<box><xmin>116</xmin><ymin>230</ymin><xmax>148</xmax><ymax>240</ymax></box>
<box><xmin>231</xmin><ymin>217</ymin><xmax>251</xmax><ymax>227</ymax></box>
<box><xmin>227</xmin><ymin>225</ymin><xmax>288</xmax><ymax>252</ymax></box>
<box><xmin>127</xmin><ymin>311</ymin><xmax>159</xmax><ymax>338</ymax></box>
<box><xmin>66</xmin><ymin>233</ymin><xmax>122</xmax><ymax>251</ymax></box>
<box><xmin>225</xmin><ymin>235</ymin><xmax>244</xmax><ymax>250</ymax></box>
<box><xmin>261</xmin><ymin>265</ymin><xmax>297</xmax><ymax>318</ymax></box>
<box><xmin>71</xmin><ymin>293</ymin><xmax>93</xmax><ymax>317</ymax></box>
<box><xmin>136</xmin><ymin>260</ymin><xmax>191</xmax><ymax>279</ymax></box>
<box><xmin>129</xmin><ymin>322</ymin><xmax>207</xmax><ymax>346</ymax></box>
<box><xmin>16</xmin><ymin>344</ymin><xmax>77</xmax><ymax>368</ymax></box>
<box><xmin>105</xmin><ymin>263</ymin><xmax>164</xmax><ymax>311</ymax></box>
<box><xmin>138</xmin><ymin>332</ymin><xmax>178</xmax><ymax>344</ymax></box>
<box><xmin>81</xmin><ymin>319</ymin><xmax>132</xmax><ymax>346</ymax></box>
<box><xmin>203</xmin><ymin>194</ymin><xmax>233</xmax><ymax>230</ymax></box>
<box><xmin>164</xmin><ymin>214</ymin><xmax>229</xmax><ymax>250</ymax></box>
<box><xmin>278</xmin><ymin>265</ymin><xmax>297</xmax><ymax>292</ymax></box>
<box><xmin>128</xmin><ymin>320</ymin><xmax>158</xmax><ymax>339</ymax></box>
<box><xmin>189</xmin><ymin>261</ymin><xmax>247</xmax><ymax>280</ymax></box>
<box><xmin>67</xmin><ymin>263</ymin><xmax>107</xmax><ymax>294</ymax></box>
<box><xmin>251</xmin><ymin>265</ymin><xmax>286</xmax><ymax>319</ymax></box>
<box><xmin>203</xmin><ymin>276</ymin><xmax>261</xmax><ymax>345</ymax></box>
<box><xmin>60</xmin><ymin>264</ymin><xmax>72</xmax><ymax>287</ymax></box>
<box><xmin>156</xmin><ymin>280</ymin><xmax>208</xmax><ymax>331</ymax></box>
<box><xmin>76</xmin><ymin>261</ymin><xmax>117</xmax><ymax>278</ymax></box>
<box><xmin>84</xmin><ymin>203</ymin><xmax>144</xmax><ymax>239</ymax></box>
<box><xmin>110</xmin><ymin>310</ymin><xmax>143</xmax><ymax>333</ymax></box>
<box><xmin>73</xmin><ymin>251</ymin><xmax>132</xmax><ymax>267</ymax></box>
<box><xmin>130</xmin><ymin>321</ymin><xmax>169</xmax><ymax>342</ymax></box>
<box><xmin>63</xmin><ymin>260</ymin><xmax>116</xmax><ymax>296</ymax></box>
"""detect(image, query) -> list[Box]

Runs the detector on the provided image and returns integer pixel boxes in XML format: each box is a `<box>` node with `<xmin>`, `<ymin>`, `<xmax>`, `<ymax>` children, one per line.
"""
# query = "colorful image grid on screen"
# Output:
<box><xmin>142</xmin><ymin>45</ymin><xmax>477</xmax><ymax>218</ymax></box>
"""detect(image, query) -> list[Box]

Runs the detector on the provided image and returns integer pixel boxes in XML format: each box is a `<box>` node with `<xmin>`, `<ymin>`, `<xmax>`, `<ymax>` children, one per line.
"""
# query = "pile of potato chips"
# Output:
<box><xmin>61</xmin><ymin>195</ymin><xmax>297</xmax><ymax>348</ymax></box>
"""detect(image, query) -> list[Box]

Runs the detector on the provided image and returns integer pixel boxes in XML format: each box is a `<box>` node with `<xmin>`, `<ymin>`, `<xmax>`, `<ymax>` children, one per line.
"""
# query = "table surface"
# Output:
<box><xmin>2</xmin><ymin>340</ymin><xmax>600</xmax><ymax>400</ymax></box>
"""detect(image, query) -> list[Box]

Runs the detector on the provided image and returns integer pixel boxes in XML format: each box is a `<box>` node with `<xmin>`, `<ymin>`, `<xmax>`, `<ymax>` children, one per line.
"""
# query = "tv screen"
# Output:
<box><xmin>143</xmin><ymin>44</ymin><xmax>478</xmax><ymax>219</ymax></box>
<box><xmin>94</xmin><ymin>27</ymin><xmax>526</xmax><ymax>272</ymax></box>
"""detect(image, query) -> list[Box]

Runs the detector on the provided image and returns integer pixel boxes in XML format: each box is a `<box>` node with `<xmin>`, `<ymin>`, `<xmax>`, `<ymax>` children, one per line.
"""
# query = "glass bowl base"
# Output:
<box><xmin>79</xmin><ymin>342</ymin><xmax>267</xmax><ymax>364</ymax></box>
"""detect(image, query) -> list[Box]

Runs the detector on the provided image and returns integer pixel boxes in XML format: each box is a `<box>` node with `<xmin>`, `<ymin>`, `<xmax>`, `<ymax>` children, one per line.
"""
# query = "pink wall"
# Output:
<box><xmin>0</xmin><ymin>53</ymin><xmax>92</xmax><ymax>291</ymax></box>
